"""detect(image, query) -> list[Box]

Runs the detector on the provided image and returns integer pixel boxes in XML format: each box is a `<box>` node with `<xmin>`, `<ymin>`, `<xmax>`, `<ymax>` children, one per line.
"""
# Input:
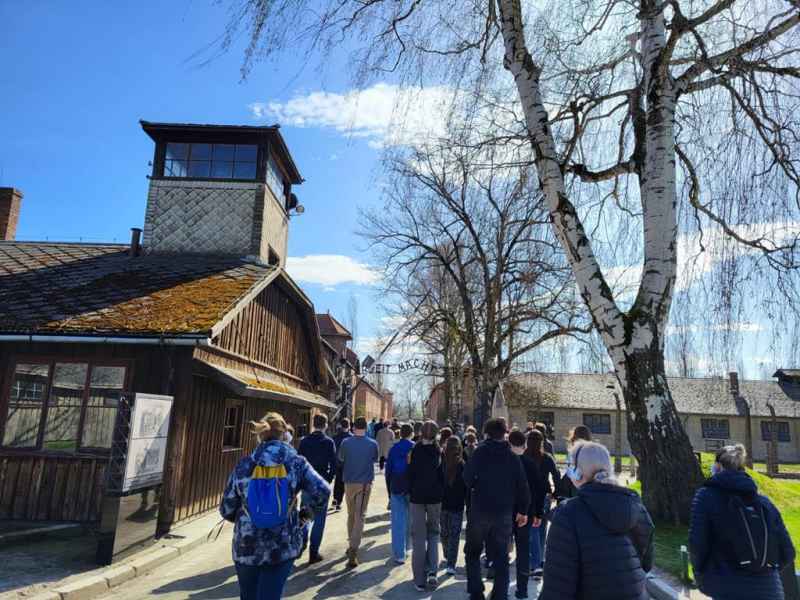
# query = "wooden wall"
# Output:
<box><xmin>215</xmin><ymin>282</ymin><xmax>318</xmax><ymax>386</ymax></box>
<box><xmin>170</xmin><ymin>374</ymin><xmax>310</xmax><ymax>524</ymax></box>
<box><xmin>0</xmin><ymin>341</ymin><xmax>192</xmax><ymax>523</ymax></box>
<box><xmin>0</xmin><ymin>455</ymin><xmax>106</xmax><ymax>521</ymax></box>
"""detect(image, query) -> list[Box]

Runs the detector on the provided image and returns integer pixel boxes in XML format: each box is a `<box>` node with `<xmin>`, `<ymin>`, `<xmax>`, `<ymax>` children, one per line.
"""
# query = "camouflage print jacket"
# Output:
<box><xmin>220</xmin><ymin>440</ymin><xmax>331</xmax><ymax>566</ymax></box>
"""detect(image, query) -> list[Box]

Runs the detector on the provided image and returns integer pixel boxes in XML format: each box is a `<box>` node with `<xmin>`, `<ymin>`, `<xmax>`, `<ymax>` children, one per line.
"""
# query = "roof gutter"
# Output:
<box><xmin>0</xmin><ymin>334</ymin><xmax>212</xmax><ymax>346</ymax></box>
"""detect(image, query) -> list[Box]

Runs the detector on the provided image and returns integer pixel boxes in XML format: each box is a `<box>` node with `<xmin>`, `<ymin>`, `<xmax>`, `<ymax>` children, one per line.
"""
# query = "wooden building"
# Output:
<box><xmin>0</xmin><ymin>121</ymin><xmax>335</xmax><ymax>533</ymax></box>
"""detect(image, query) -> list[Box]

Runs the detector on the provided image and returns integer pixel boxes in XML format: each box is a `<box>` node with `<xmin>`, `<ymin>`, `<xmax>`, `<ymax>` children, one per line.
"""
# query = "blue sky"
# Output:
<box><xmin>1</xmin><ymin>1</ymin><xmax>791</xmax><ymax>384</ymax></box>
<box><xmin>0</xmin><ymin>1</ymin><xmax>388</xmax><ymax>352</ymax></box>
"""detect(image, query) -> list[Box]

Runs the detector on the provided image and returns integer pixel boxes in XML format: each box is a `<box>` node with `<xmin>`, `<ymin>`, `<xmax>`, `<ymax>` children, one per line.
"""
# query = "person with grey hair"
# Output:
<box><xmin>539</xmin><ymin>441</ymin><xmax>654</xmax><ymax>600</ymax></box>
<box><xmin>689</xmin><ymin>443</ymin><xmax>795</xmax><ymax>600</ymax></box>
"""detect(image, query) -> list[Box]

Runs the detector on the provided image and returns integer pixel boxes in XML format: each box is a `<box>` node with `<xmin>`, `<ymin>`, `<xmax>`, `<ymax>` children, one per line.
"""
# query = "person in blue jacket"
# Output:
<box><xmin>220</xmin><ymin>412</ymin><xmax>330</xmax><ymax>600</ymax></box>
<box><xmin>298</xmin><ymin>413</ymin><xmax>337</xmax><ymax>564</ymax></box>
<box><xmin>385</xmin><ymin>422</ymin><xmax>415</xmax><ymax>563</ymax></box>
<box><xmin>689</xmin><ymin>443</ymin><xmax>795</xmax><ymax>600</ymax></box>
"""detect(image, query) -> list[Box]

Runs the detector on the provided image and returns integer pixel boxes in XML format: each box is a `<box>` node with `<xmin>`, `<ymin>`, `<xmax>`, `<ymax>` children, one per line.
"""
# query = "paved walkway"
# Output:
<box><xmin>97</xmin><ymin>473</ymin><xmax>542</xmax><ymax>600</ymax></box>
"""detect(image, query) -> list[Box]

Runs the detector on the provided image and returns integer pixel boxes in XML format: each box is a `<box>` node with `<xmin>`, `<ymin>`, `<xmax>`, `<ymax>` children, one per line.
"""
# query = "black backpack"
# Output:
<box><xmin>721</xmin><ymin>492</ymin><xmax>782</xmax><ymax>573</ymax></box>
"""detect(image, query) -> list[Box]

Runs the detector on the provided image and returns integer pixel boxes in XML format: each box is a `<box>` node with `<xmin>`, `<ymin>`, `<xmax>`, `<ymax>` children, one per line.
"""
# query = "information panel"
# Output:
<box><xmin>122</xmin><ymin>393</ymin><xmax>173</xmax><ymax>492</ymax></box>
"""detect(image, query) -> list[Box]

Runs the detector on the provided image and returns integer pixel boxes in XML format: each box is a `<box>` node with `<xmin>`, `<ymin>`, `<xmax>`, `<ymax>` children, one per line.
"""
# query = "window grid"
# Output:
<box><xmin>583</xmin><ymin>413</ymin><xmax>612</xmax><ymax>435</ymax></box>
<box><xmin>1</xmin><ymin>360</ymin><xmax>127</xmax><ymax>452</ymax></box>
<box><xmin>222</xmin><ymin>400</ymin><xmax>244</xmax><ymax>450</ymax></box>
<box><xmin>761</xmin><ymin>421</ymin><xmax>791</xmax><ymax>443</ymax></box>
<box><xmin>164</xmin><ymin>143</ymin><xmax>257</xmax><ymax>180</ymax></box>
<box><xmin>701</xmin><ymin>418</ymin><xmax>730</xmax><ymax>440</ymax></box>
<box><xmin>526</xmin><ymin>411</ymin><xmax>555</xmax><ymax>429</ymax></box>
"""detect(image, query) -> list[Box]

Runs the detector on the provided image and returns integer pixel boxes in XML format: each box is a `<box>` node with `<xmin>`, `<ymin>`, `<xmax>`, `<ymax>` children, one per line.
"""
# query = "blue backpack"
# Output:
<box><xmin>247</xmin><ymin>464</ymin><xmax>291</xmax><ymax>529</ymax></box>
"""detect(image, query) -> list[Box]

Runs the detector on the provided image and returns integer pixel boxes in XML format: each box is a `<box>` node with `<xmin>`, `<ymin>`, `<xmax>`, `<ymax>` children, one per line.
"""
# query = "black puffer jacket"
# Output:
<box><xmin>463</xmin><ymin>439</ymin><xmax>530</xmax><ymax>517</ymax></box>
<box><xmin>539</xmin><ymin>482</ymin><xmax>654</xmax><ymax>600</ymax></box>
<box><xmin>408</xmin><ymin>441</ymin><xmax>444</xmax><ymax>504</ymax></box>
<box><xmin>689</xmin><ymin>470</ymin><xmax>795</xmax><ymax>600</ymax></box>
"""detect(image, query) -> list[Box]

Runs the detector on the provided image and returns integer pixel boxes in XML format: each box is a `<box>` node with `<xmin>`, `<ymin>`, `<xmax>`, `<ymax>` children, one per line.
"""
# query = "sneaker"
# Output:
<box><xmin>445</xmin><ymin>566</ymin><xmax>456</xmax><ymax>576</ymax></box>
<box><xmin>346</xmin><ymin>549</ymin><xmax>359</xmax><ymax>569</ymax></box>
<box><xmin>427</xmin><ymin>574</ymin><xmax>438</xmax><ymax>589</ymax></box>
<box><xmin>395</xmin><ymin>557</ymin><xmax>406</xmax><ymax>565</ymax></box>
<box><xmin>415</xmin><ymin>584</ymin><xmax>427</xmax><ymax>592</ymax></box>
<box><xmin>532</xmin><ymin>568</ymin><xmax>543</xmax><ymax>580</ymax></box>
<box><xmin>309</xmin><ymin>552</ymin><xmax>323</xmax><ymax>564</ymax></box>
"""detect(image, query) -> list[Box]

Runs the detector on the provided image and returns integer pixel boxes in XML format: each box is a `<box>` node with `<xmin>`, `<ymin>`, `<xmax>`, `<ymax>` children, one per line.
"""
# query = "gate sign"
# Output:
<box><xmin>122</xmin><ymin>393</ymin><xmax>173</xmax><ymax>492</ymax></box>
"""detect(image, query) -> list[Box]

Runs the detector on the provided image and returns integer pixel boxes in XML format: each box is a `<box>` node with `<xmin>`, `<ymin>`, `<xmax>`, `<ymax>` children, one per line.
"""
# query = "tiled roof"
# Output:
<box><xmin>505</xmin><ymin>372</ymin><xmax>800</xmax><ymax>419</ymax></box>
<box><xmin>0</xmin><ymin>242</ymin><xmax>274</xmax><ymax>336</ymax></box>
<box><xmin>316</xmin><ymin>313</ymin><xmax>352</xmax><ymax>339</ymax></box>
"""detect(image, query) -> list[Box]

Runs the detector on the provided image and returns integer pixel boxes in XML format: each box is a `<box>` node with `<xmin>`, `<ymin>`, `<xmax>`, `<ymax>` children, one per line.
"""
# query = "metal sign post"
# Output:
<box><xmin>96</xmin><ymin>393</ymin><xmax>173</xmax><ymax>565</ymax></box>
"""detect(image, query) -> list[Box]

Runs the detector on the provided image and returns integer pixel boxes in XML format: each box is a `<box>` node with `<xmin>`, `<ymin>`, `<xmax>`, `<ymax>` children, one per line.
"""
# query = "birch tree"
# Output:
<box><xmin>219</xmin><ymin>0</ymin><xmax>800</xmax><ymax>521</ymax></box>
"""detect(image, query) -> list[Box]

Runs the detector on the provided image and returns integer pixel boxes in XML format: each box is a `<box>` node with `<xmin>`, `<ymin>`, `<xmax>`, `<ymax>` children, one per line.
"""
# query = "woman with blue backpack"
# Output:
<box><xmin>220</xmin><ymin>412</ymin><xmax>331</xmax><ymax>600</ymax></box>
<box><xmin>689</xmin><ymin>443</ymin><xmax>795</xmax><ymax>600</ymax></box>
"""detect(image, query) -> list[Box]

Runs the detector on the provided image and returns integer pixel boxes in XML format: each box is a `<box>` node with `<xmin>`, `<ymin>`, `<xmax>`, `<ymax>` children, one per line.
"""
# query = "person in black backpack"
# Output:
<box><xmin>539</xmin><ymin>441</ymin><xmax>653</xmax><ymax>600</ymax></box>
<box><xmin>689</xmin><ymin>443</ymin><xmax>795</xmax><ymax>600</ymax></box>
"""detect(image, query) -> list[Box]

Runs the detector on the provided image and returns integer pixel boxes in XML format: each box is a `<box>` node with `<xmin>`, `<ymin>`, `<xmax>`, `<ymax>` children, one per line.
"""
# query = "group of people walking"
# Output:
<box><xmin>220</xmin><ymin>410</ymin><xmax>796</xmax><ymax>600</ymax></box>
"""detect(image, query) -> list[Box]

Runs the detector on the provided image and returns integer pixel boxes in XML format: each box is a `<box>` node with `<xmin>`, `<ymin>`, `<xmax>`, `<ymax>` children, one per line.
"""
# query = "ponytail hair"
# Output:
<box><xmin>573</xmin><ymin>441</ymin><xmax>616</xmax><ymax>486</ymax></box>
<box><xmin>251</xmin><ymin>412</ymin><xmax>288</xmax><ymax>442</ymax></box>
<box><xmin>716</xmin><ymin>443</ymin><xmax>747</xmax><ymax>471</ymax></box>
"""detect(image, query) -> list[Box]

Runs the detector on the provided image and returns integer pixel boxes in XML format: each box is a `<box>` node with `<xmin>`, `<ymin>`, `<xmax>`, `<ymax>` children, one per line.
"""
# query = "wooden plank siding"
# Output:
<box><xmin>214</xmin><ymin>282</ymin><xmax>318</xmax><ymax>386</ymax></box>
<box><xmin>0</xmin><ymin>341</ymin><xmax>191</xmax><ymax>523</ymax></box>
<box><xmin>172</xmin><ymin>374</ymin><xmax>310</xmax><ymax>524</ymax></box>
<box><xmin>0</xmin><ymin>455</ymin><xmax>106</xmax><ymax>521</ymax></box>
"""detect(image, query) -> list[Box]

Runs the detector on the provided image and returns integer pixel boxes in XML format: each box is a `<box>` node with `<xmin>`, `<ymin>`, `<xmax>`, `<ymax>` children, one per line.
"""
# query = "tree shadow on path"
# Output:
<box><xmin>150</xmin><ymin>565</ymin><xmax>239</xmax><ymax>600</ymax></box>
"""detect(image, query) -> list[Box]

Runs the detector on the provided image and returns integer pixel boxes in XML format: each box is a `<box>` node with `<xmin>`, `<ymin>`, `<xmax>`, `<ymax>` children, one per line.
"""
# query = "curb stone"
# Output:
<box><xmin>56</xmin><ymin>577</ymin><xmax>109</xmax><ymax>600</ymax></box>
<box><xmin>101</xmin><ymin>566</ymin><xmax>136</xmax><ymax>588</ymax></box>
<box><xmin>129</xmin><ymin>546</ymin><xmax>180</xmax><ymax>576</ymax></box>
<box><xmin>20</xmin><ymin>593</ymin><xmax>60</xmax><ymax>600</ymax></box>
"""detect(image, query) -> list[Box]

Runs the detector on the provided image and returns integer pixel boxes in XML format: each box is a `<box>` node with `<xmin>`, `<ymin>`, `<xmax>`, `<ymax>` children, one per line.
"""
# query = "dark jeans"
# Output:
<box><xmin>333</xmin><ymin>466</ymin><xmax>345</xmax><ymax>506</ymax></box>
<box><xmin>440</xmin><ymin>508</ymin><xmax>464</xmax><ymax>568</ymax></box>
<box><xmin>513</xmin><ymin>521</ymin><xmax>531</xmax><ymax>597</ymax></box>
<box><xmin>235</xmin><ymin>559</ymin><xmax>295</xmax><ymax>600</ymax></box>
<box><xmin>379</xmin><ymin>456</ymin><xmax>386</xmax><ymax>470</ymax></box>
<box><xmin>302</xmin><ymin>492</ymin><xmax>329</xmax><ymax>556</ymax></box>
<box><xmin>465</xmin><ymin>510</ymin><xmax>513</xmax><ymax>600</ymax></box>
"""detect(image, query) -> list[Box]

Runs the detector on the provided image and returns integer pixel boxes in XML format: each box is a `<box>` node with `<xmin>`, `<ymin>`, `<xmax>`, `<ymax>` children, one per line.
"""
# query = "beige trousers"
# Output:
<box><xmin>344</xmin><ymin>482</ymin><xmax>372</xmax><ymax>552</ymax></box>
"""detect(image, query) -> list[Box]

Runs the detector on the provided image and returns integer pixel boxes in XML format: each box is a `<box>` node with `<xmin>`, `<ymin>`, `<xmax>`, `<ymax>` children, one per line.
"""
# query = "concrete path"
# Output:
<box><xmin>97</xmin><ymin>473</ymin><xmax>542</xmax><ymax>600</ymax></box>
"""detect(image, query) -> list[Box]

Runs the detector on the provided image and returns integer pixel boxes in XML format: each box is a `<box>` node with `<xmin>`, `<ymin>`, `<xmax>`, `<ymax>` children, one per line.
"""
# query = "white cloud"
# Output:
<box><xmin>286</xmin><ymin>255</ymin><xmax>380</xmax><ymax>287</ymax></box>
<box><xmin>250</xmin><ymin>83</ymin><xmax>455</xmax><ymax>148</ymax></box>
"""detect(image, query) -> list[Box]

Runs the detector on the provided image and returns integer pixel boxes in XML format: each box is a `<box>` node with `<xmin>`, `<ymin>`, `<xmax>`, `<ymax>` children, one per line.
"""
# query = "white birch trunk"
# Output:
<box><xmin>497</xmin><ymin>0</ymin><xmax>703</xmax><ymax>521</ymax></box>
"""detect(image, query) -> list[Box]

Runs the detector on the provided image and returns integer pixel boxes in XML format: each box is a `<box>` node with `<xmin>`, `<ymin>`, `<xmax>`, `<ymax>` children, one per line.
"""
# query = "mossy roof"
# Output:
<box><xmin>0</xmin><ymin>242</ymin><xmax>274</xmax><ymax>336</ymax></box>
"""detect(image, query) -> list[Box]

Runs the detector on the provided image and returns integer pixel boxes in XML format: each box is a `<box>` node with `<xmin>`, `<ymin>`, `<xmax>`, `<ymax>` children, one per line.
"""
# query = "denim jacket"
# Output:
<box><xmin>220</xmin><ymin>440</ymin><xmax>331</xmax><ymax>566</ymax></box>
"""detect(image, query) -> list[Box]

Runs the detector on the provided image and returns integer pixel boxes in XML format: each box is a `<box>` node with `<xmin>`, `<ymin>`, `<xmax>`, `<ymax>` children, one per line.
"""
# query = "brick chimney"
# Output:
<box><xmin>0</xmin><ymin>187</ymin><xmax>23</xmax><ymax>241</ymax></box>
<box><xmin>728</xmin><ymin>371</ymin><xmax>740</xmax><ymax>396</ymax></box>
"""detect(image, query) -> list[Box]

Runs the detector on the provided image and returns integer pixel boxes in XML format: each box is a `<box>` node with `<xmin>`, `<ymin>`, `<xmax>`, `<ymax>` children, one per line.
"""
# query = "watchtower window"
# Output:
<box><xmin>164</xmin><ymin>143</ymin><xmax>257</xmax><ymax>180</ymax></box>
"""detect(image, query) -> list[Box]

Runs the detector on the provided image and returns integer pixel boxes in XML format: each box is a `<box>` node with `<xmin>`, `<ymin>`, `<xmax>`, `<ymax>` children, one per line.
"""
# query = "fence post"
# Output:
<box><xmin>680</xmin><ymin>545</ymin><xmax>691</xmax><ymax>585</ymax></box>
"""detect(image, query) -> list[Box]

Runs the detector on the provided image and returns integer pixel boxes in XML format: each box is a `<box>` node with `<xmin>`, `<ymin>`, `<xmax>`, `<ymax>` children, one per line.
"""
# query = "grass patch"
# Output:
<box><xmin>630</xmin><ymin>460</ymin><xmax>800</xmax><ymax>581</ymax></box>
